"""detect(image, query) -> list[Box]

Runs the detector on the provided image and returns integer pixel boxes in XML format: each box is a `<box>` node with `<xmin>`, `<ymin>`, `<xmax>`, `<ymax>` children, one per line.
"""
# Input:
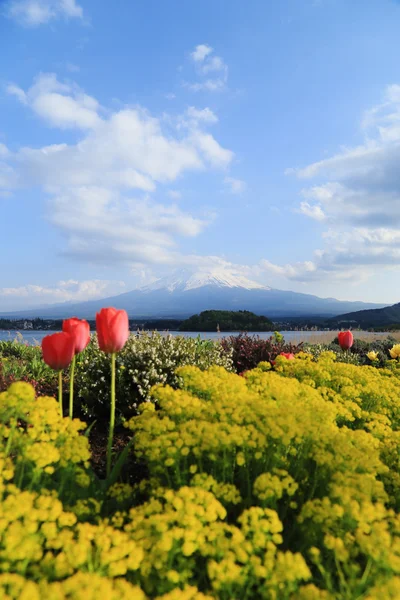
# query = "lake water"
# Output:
<box><xmin>0</xmin><ymin>329</ymin><xmax>393</xmax><ymax>346</ymax></box>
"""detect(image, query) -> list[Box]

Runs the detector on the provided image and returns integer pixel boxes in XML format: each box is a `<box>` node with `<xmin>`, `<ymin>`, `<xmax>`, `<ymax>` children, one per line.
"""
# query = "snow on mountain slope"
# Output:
<box><xmin>140</xmin><ymin>269</ymin><xmax>270</xmax><ymax>293</ymax></box>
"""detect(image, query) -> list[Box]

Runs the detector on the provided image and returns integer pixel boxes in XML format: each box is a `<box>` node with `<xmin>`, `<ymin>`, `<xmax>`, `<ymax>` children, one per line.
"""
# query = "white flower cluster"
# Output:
<box><xmin>74</xmin><ymin>333</ymin><xmax>233</xmax><ymax>419</ymax></box>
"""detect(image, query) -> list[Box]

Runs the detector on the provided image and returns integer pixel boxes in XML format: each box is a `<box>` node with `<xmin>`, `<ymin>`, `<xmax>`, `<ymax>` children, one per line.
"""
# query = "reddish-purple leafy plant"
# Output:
<box><xmin>220</xmin><ymin>333</ymin><xmax>302</xmax><ymax>373</ymax></box>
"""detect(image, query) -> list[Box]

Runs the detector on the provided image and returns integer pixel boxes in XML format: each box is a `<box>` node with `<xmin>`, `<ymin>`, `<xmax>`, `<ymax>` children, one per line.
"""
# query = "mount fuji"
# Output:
<box><xmin>0</xmin><ymin>268</ymin><xmax>387</xmax><ymax>319</ymax></box>
<box><xmin>140</xmin><ymin>270</ymin><xmax>270</xmax><ymax>293</ymax></box>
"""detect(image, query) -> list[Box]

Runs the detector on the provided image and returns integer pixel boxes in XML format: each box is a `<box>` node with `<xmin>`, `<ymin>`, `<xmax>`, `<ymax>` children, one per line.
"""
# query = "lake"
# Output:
<box><xmin>0</xmin><ymin>329</ymin><xmax>394</xmax><ymax>346</ymax></box>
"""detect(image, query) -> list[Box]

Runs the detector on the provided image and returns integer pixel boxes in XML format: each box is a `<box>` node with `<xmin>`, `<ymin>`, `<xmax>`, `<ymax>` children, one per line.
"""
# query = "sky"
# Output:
<box><xmin>1</xmin><ymin>0</ymin><xmax>400</xmax><ymax>310</ymax></box>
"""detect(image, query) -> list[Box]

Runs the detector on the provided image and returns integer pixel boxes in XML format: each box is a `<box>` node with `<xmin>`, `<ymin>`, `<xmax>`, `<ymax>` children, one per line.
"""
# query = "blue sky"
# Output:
<box><xmin>1</xmin><ymin>0</ymin><xmax>400</xmax><ymax>310</ymax></box>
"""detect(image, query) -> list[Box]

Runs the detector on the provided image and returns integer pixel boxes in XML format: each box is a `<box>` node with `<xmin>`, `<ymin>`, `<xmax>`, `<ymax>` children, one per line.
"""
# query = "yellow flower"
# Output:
<box><xmin>389</xmin><ymin>344</ymin><xmax>400</xmax><ymax>359</ymax></box>
<box><xmin>236</xmin><ymin>453</ymin><xmax>245</xmax><ymax>467</ymax></box>
<box><xmin>367</xmin><ymin>350</ymin><xmax>379</xmax><ymax>362</ymax></box>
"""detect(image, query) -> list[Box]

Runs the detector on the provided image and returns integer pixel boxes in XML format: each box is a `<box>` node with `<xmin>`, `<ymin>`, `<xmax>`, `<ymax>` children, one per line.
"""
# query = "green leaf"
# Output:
<box><xmin>105</xmin><ymin>436</ymin><xmax>135</xmax><ymax>489</ymax></box>
<box><xmin>84</xmin><ymin>419</ymin><xmax>97</xmax><ymax>438</ymax></box>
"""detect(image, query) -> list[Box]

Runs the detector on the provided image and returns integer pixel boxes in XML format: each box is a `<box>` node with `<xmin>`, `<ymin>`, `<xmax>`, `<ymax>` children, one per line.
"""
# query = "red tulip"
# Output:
<box><xmin>42</xmin><ymin>332</ymin><xmax>75</xmax><ymax>371</ymax></box>
<box><xmin>280</xmin><ymin>352</ymin><xmax>295</xmax><ymax>360</ymax></box>
<box><xmin>338</xmin><ymin>331</ymin><xmax>353</xmax><ymax>350</ymax></box>
<box><xmin>96</xmin><ymin>307</ymin><xmax>129</xmax><ymax>354</ymax></box>
<box><xmin>62</xmin><ymin>317</ymin><xmax>90</xmax><ymax>354</ymax></box>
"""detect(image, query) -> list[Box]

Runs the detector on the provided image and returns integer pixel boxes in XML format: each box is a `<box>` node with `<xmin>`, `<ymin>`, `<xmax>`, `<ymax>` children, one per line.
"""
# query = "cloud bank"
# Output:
<box><xmin>5</xmin><ymin>0</ymin><xmax>83</xmax><ymax>26</ymax></box>
<box><xmin>266</xmin><ymin>84</ymin><xmax>400</xmax><ymax>284</ymax></box>
<box><xmin>1</xmin><ymin>72</ymin><xmax>236</xmax><ymax>273</ymax></box>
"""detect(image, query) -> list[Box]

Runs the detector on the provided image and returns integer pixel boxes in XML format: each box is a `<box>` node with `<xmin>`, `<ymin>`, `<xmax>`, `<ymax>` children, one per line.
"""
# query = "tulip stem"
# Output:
<box><xmin>69</xmin><ymin>355</ymin><xmax>76</xmax><ymax>419</ymax></box>
<box><xmin>58</xmin><ymin>370</ymin><xmax>63</xmax><ymax>418</ymax></box>
<box><xmin>106</xmin><ymin>352</ymin><xmax>116</xmax><ymax>478</ymax></box>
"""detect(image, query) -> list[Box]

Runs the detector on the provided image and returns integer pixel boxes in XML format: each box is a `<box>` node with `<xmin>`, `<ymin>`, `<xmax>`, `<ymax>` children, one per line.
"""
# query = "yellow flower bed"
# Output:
<box><xmin>1</xmin><ymin>352</ymin><xmax>400</xmax><ymax>598</ymax></box>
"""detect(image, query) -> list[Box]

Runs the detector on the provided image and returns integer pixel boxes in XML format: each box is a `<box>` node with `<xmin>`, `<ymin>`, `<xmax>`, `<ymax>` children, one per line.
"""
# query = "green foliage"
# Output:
<box><xmin>0</xmin><ymin>333</ymin><xmax>40</xmax><ymax>359</ymax></box>
<box><xmin>0</xmin><ymin>336</ymin><xmax>59</xmax><ymax>396</ymax></box>
<box><xmin>179</xmin><ymin>310</ymin><xmax>274</xmax><ymax>332</ymax></box>
<box><xmin>305</xmin><ymin>335</ymin><xmax>398</xmax><ymax>367</ymax></box>
<box><xmin>3</xmin><ymin>355</ymin><xmax>400</xmax><ymax>597</ymax></box>
<box><xmin>74</xmin><ymin>333</ymin><xmax>233</xmax><ymax>420</ymax></box>
<box><xmin>304</xmin><ymin>343</ymin><xmax>362</xmax><ymax>365</ymax></box>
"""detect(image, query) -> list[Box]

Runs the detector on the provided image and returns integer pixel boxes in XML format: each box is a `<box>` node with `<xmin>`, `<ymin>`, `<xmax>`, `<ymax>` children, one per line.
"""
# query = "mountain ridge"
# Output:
<box><xmin>0</xmin><ymin>269</ymin><xmax>387</xmax><ymax>320</ymax></box>
<box><xmin>328</xmin><ymin>302</ymin><xmax>400</xmax><ymax>328</ymax></box>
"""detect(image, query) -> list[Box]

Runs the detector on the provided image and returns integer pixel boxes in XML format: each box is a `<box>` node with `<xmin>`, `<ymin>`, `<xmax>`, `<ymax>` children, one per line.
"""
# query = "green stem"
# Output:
<box><xmin>58</xmin><ymin>370</ymin><xmax>63</xmax><ymax>417</ymax></box>
<box><xmin>106</xmin><ymin>353</ymin><xmax>116</xmax><ymax>478</ymax></box>
<box><xmin>69</xmin><ymin>355</ymin><xmax>76</xmax><ymax>419</ymax></box>
<box><xmin>5</xmin><ymin>423</ymin><xmax>16</xmax><ymax>457</ymax></box>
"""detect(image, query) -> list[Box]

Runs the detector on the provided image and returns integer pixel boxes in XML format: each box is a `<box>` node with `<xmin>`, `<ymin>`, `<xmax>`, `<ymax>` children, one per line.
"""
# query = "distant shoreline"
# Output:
<box><xmin>0</xmin><ymin>318</ymin><xmax>398</xmax><ymax>333</ymax></box>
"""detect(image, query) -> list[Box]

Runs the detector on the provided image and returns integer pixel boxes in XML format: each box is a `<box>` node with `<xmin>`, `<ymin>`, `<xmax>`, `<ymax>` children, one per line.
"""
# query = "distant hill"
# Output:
<box><xmin>0</xmin><ymin>268</ymin><xmax>387</xmax><ymax>320</ymax></box>
<box><xmin>328</xmin><ymin>302</ymin><xmax>400</xmax><ymax>329</ymax></box>
<box><xmin>179</xmin><ymin>310</ymin><xmax>274</xmax><ymax>332</ymax></box>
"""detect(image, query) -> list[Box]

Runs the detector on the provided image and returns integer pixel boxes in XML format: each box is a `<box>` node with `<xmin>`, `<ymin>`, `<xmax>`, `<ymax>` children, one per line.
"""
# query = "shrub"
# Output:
<box><xmin>126</xmin><ymin>358</ymin><xmax>400</xmax><ymax>597</ymax></box>
<box><xmin>303</xmin><ymin>343</ymin><xmax>362</xmax><ymax>365</ymax></box>
<box><xmin>0</xmin><ymin>382</ymin><xmax>92</xmax><ymax>504</ymax></box>
<box><xmin>74</xmin><ymin>333</ymin><xmax>233</xmax><ymax>420</ymax></box>
<box><xmin>220</xmin><ymin>332</ymin><xmax>302</xmax><ymax>373</ymax></box>
<box><xmin>0</xmin><ymin>333</ymin><xmax>41</xmax><ymax>359</ymax></box>
<box><xmin>0</xmin><ymin>340</ymin><xmax>59</xmax><ymax>396</ymax></box>
<box><xmin>2</xmin><ymin>356</ymin><xmax>400</xmax><ymax>597</ymax></box>
<box><xmin>305</xmin><ymin>335</ymin><xmax>399</xmax><ymax>367</ymax></box>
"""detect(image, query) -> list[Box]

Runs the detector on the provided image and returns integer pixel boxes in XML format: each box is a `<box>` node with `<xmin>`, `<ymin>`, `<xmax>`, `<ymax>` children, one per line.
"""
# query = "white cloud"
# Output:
<box><xmin>278</xmin><ymin>83</ymin><xmax>400</xmax><ymax>283</ymax></box>
<box><xmin>259</xmin><ymin>259</ymin><xmax>317</xmax><ymax>280</ymax></box>
<box><xmin>7</xmin><ymin>73</ymin><xmax>100</xmax><ymax>130</ymax></box>
<box><xmin>48</xmin><ymin>186</ymin><xmax>208</xmax><ymax>266</ymax></box>
<box><xmin>6</xmin><ymin>0</ymin><xmax>83</xmax><ymax>26</ymax></box>
<box><xmin>224</xmin><ymin>176</ymin><xmax>246</xmax><ymax>194</ymax></box>
<box><xmin>2</xmin><ymin>73</ymin><xmax>235</xmax><ymax>270</ymax></box>
<box><xmin>191</xmin><ymin>44</ymin><xmax>213</xmax><ymax>62</ymax></box>
<box><xmin>188</xmin><ymin>79</ymin><xmax>227</xmax><ymax>93</ymax></box>
<box><xmin>0</xmin><ymin>279</ymin><xmax>125</xmax><ymax>308</ymax></box>
<box><xmin>187</xmin><ymin>44</ymin><xmax>228</xmax><ymax>92</ymax></box>
<box><xmin>201</xmin><ymin>56</ymin><xmax>225</xmax><ymax>74</ymax></box>
<box><xmin>186</xmin><ymin>106</ymin><xmax>218</xmax><ymax>123</ymax></box>
<box><xmin>191</xmin><ymin>132</ymin><xmax>233</xmax><ymax>167</ymax></box>
<box><xmin>3</xmin><ymin>74</ymin><xmax>233</xmax><ymax>197</ymax></box>
<box><xmin>172</xmin><ymin>106</ymin><xmax>218</xmax><ymax>131</ymax></box>
<box><xmin>299</xmin><ymin>201</ymin><xmax>326</xmax><ymax>221</ymax></box>
<box><xmin>6</xmin><ymin>84</ymin><xmax>27</xmax><ymax>104</ymax></box>
<box><xmin>60</xmin><ymin>0</ymin><xmax>81</xmax><ymax>18</ymax></box>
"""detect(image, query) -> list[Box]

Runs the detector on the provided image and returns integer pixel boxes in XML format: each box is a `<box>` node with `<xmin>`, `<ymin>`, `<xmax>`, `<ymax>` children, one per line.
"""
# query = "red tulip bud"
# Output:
<box><xmin>62</xmin><ymin>317</ymin><xmax>91</xmax><ymax>354</ymax></box>
<box><xmin>96</xmin><ymin>307</ymin><xmax>129</xmax><ymax>354</ymax></box>
<box><xmin>42</xmin><ymin>332</ymin><xmax>75</xmax><ymax>371</ymax></box>
<box><xmin>338</xmin><ymin>331</ymin><xmax>353</xmax><ymax>350</ymax></box>
<box><xmin>280</xmin><ymin>352</ymin><xmax>295</xmax><ymax>360</ymax></box>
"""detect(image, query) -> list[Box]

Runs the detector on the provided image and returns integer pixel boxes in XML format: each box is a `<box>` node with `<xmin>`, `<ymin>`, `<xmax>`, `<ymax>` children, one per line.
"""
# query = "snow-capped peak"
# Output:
<box><xmin>140</xmin><ymin>269</ymin><xmax>271</xmax><ymax>293</ymax></box>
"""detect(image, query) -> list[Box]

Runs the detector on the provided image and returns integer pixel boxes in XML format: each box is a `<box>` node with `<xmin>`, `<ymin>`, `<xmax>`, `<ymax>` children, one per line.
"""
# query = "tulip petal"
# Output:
<box><xmin>42</xmin><ymin>332</ymin><xmax>75</xmax><ymax>371</ymax></box>
<box><xmin>96</xmin><ymin>307</ymin><xmax>130</xmax><ymax>354</ymax></box>
<box><xmin>63</xmin><ymin>317</ymin><xmax>91</xmax><ymax>354</ymax></box>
